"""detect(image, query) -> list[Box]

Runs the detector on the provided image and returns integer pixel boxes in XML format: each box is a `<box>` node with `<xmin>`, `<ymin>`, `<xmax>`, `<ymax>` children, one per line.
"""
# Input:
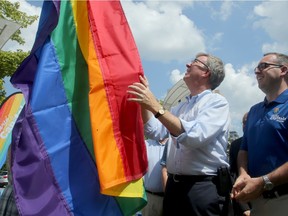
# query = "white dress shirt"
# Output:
<box><xmin>144</xmin><ymin>139</ymin><xmax>165</xmax><ymax>192</ymax></box>
<box><xmin>145</xmin><ymin>90</ymin><xmax>230</xmax><ymax>176</ymax></box>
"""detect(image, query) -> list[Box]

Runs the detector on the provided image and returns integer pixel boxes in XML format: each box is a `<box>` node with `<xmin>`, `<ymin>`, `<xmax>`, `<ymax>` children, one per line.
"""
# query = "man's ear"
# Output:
<box><xmin>203</xmin><ymin>70</ymin><xmax>211</xmax><ymax>78</ymax></box>
<box><xmin>281</xmin><ymin>65</ymin><xmax>288</xmax><ymax>75</ymax></box>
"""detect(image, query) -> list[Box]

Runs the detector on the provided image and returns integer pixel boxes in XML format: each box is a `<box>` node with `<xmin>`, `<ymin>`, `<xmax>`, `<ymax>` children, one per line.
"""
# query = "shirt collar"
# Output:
<box><xmin>264</xmin><ymin>89</ymin><xmax>288</xmax><ymax>106</ymax></box>
<box><xmin>185</xmin><ymin>89</ymin><xmax>212</xmax><ymax>103</ymax></box>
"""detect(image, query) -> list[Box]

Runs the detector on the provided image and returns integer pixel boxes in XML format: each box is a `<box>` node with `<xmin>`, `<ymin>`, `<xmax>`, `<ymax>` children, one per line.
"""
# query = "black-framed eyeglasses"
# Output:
<box><xmin>254</xmin><ymin>62</ymin><xmax>283</xmax><ymax>72</ymax></box>
<box><xmin>192</xmin><ymin>58</ymin><xmax>210</xmax><ymax>71</ymax></box>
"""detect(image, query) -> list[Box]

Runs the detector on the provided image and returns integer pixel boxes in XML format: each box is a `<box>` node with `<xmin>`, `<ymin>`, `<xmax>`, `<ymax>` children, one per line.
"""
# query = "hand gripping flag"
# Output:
<box><xmin>0</xmin><ymin>93</ymin><xmax>25</xmax><ymax>168</ymax></box>
<box><xmin>10</xmin><ymin>1</ymin><xmax>147</xmax><ymax>215</ymax></box>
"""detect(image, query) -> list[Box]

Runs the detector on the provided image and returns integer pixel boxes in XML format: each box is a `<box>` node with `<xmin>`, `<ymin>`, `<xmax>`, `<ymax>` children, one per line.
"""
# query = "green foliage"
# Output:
<box><xmin>0</xmin><ymin>163</ymin><xmax>7</xmax><ymax>171</ymax></box>
<box><xmin>227</xmin><ymin>131</ymin><xmax>239</xmax><ymax>157</ymax></box>
<box><xmin>0</xmin><ymin>50</ymin><xmax>29</xmax><ymax>79</ymax></box>
<box><xmin>0</xmin><ymin>0</ymin><xmax>38</xmax><ymax>103</ymax></box>
<box><xmin>0</xmin><ymin>50</ymin><xmax>29</xmax><ymax>103</ymax></box>
<box><xmin>0</xmin><ymin>79</ymin><xmax>5</xmax><ymax>104</ymax></box>
<box><xmin>0</xmin><ymin>0</ymin><xmax>38</xmax><ymax>45</ymax></box>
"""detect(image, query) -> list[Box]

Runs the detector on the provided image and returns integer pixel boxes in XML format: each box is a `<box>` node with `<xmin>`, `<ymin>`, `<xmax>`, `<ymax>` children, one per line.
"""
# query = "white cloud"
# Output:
<box><xmin>211</xmin><ymin>32</ymin><xmax>223</xmax><ymax>42</ymax></box>
<box><xmin>207</xmin><ymin>32</ymin><xmax>224</xmax><ymax>52</ymax></box>
<box><xmin>121</xmin><ymin>0</ymin><xmax>206</xmax><ymax>62</ymax></box>
<box><xmin>210</xmin><ymin>0</ymin><xmax>236</xmax><ymax>21</ymax></box>
<box><xmin>221</xmin><ymin>63</ymin><xmax>264</xmax><ymax>135</ymax></box>
<box><xmin>253</xmin><ymin>1</ymin><xmax>288</xmax><ymax>53</ymax></box>
<box><xmin>262</xmin><ymin>42</ymin><xmax>288</xmax><ymax>54</ymax></box>
<box><xmin>169</xmin><ymin>69</ymin><xmax>184</xmax><ymax>84</ymax></box>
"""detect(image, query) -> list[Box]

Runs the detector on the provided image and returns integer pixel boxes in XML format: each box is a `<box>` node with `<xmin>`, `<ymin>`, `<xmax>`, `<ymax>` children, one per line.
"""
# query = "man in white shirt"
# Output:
<box><xmin>128</xmin><ymin>53</ymin><xmax>230</xmax><ymax>216</ymax></box>
<box><xmin>142</xmin><ymin>138</ymin><xmax>168</xmax><ymax>216</ymax></box>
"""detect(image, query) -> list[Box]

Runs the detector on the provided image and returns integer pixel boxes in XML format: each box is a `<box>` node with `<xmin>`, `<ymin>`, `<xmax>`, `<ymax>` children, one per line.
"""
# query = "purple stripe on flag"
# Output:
<box><xmin>11</xmin><ymin>108</ymin><xmax>71</xmax><ymax>216</ymax></box>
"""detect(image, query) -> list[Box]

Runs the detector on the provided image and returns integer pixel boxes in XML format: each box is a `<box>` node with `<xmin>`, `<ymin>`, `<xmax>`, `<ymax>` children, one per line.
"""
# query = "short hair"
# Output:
<box><xmin>242</xmin><ymin>112</ymin><xmax>248</xmax><ymax>125</ymax></box>
<box><xmin>264</xmin><ymin>53</ymin><xmax>288</xmax><ymax>82</ymax></box>
<box><xmin>196</xmin><ymin>53</ymin><xmax>225</xmax><ymax>90</ymax></box>
<box><xmin>242</xmin><ymin>112</ymin><xmax>249</xmax><ymax>131</ymax></box>
<box><xmin>264</xmin><ymin>52</ymin><xmax>288</xmax><ymax>65</ymax></box>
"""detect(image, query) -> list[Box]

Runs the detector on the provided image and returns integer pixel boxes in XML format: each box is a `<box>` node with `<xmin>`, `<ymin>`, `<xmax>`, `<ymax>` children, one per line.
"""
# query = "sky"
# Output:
<box><xmin>3</xmin><ymin>0</ymin><xmax>288</xmax><ymax>136</ymax></box>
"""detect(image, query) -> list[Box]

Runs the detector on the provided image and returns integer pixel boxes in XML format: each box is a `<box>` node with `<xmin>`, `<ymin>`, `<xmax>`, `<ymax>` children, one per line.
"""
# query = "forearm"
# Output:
<box><xmin>162</xmin><ymin>167</ymin><xmax>168</xmax><ymax>191</ymax></box>
<box><xmin>157</xmin><ymin>111</ymin><xmax>184</xmax><ymax>137</ymax></box>
<box><xmin>267</xmin><ymin>162</ymin><xmax>288</xmax><ymax>186</ymax></box>
<box><xmin>141</xmin><ymin>108</ymin><xmax>153</xmax><ymax>124</ymax></box>
<box><xmin>238</xmin><ymin>150</ymin><xmax>248</xmax><ymax>176</ymax></box>
<box><xmin>140</xmin><ymin>98</ymin><xmax>183</xmax><ymax>136</ymax></box>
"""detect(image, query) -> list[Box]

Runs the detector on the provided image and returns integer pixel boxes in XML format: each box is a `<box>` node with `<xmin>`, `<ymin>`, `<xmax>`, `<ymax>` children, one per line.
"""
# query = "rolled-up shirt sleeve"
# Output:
<box><xmin>144</xmin><ymin>117</ymin><xmax>169</xmax><ymax>141</ymax></box>
<box><xmin>143</xmin><ymin>90</ymin><xmax>230</xmax><ymax>175</ymax></box>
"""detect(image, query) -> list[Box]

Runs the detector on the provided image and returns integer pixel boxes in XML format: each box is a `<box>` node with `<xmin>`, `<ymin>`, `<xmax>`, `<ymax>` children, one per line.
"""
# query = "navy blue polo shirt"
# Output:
<box><xmin>241</xmin><ymin>89</ymin><xmax>288</xmax><ymax>177</ymax></box>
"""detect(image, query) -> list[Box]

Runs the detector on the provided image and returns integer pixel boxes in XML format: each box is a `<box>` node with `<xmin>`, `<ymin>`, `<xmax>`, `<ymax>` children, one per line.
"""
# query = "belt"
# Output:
<box><xmin>263</xmin><ymin>183</ymin><xmax>288</xmax><ymax>199</ymax></box>
<box><xmin>145</xmin><ymin>190</ymin><xmax>165</xmax><ymax>197</ymax></box>
<box><xmin>168</xmin><ymin>173</ymin><xmax>216</xmax><ymax>183</ymax></box>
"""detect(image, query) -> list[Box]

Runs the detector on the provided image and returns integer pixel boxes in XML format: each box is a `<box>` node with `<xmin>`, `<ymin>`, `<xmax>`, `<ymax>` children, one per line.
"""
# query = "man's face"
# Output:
<box><xmin>254</xmin><ymin>54</ymin><xmax>283</xmax><ymax>93</ymax></box>
<box><xmin>184</xmin><ymin>55</ymin><xmax>209</xmax><ymax>86</ymax></box>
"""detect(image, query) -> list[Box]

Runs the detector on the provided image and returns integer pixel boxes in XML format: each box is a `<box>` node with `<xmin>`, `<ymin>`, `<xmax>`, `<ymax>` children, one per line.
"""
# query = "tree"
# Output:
<box><xmin>0</xmin><ymin>50</ymin><xmax>29</xmax><ymax>101</ymax></box>
<box><xmin>0</xmin><ymin>0</ymin><xmax>38</xmax><ymax>103</ymax></box>
<box><xmin>0</xmin><ymin>0</ymin><xmax>38</xmax><ymax>45</ymax></box>
<box><xmin>227</xmin><ymin>130</ymin><xmax>239</xmax><ymax>156</ymax></box>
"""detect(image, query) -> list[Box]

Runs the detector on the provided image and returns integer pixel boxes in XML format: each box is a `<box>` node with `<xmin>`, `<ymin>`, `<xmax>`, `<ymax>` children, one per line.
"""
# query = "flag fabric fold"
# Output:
<box><xmin>10</xmin><ymin>0</ymin><xmax>147</xmax><ymax>215</ymax></box>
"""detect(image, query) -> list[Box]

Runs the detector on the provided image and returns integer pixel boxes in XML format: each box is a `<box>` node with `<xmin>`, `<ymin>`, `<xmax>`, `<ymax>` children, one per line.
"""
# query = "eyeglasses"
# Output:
<box><xmin>192</xmin><ymin>58</ymin><xmax>210</xmax><ymax>71</ymax></box>
<box><xmin>254</xmin><ymin>62</ymin><xmax>283</xmax><ymax>72</ymax></box>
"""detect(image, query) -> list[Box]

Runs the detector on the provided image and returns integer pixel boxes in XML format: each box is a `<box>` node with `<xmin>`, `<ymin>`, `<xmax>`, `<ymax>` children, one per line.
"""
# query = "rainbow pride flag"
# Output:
<box><xmin>0</xmin><ymin>93</ymin><xmax>25</xmax><ymax>168</ymax></box>
<box><xmin>10</xmin><ymin>0</ymin><xmax>147</xmax><ymax>215</ymax></box>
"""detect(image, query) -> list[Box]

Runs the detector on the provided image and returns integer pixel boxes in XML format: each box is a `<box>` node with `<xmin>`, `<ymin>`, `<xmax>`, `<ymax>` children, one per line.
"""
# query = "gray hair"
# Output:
<box><xmin>264</xmin><ymin>52</ymin><xmax>288</xmax><ymax>82</ymax></box>
<box><xmin>196</xmin><ymin>53</ymin><xmax>225</xmax><ymax>90</ymax></box>
<box><xmin>264</xmin><ymin>52</ymin><xmax>288</xmax><ymax>65</ymax></box>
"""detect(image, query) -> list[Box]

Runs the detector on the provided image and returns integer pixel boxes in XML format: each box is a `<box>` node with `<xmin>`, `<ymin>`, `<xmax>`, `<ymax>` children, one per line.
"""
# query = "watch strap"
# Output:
<box><xmin>262</xmin><ymin>175</ymin><xmax>274</xmax><ymax>190</ymax></box>
<box><xmin>154</xmin><ymin>107</ymin><xmax>165</xmax><ymax>118</ymax></box>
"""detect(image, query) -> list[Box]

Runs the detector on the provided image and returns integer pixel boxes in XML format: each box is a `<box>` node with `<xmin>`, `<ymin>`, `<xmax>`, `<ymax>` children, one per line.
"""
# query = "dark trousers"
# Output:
<box><xmin>163</xmin><ymin>174</ymin><xmax>229</xmax><ymax>216</ymax></box>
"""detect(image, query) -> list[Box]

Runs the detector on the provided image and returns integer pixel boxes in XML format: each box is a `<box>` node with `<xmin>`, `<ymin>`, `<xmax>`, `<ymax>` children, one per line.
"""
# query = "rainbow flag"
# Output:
<box><xmin>10</xmin><ymin>0</ymin><xmax>147</xmax><ymax>215</ymax></box>
<box><xmin>0</xmin><ymin>92</ymin><xmax>25</xmax><ymax>168</ymax></box>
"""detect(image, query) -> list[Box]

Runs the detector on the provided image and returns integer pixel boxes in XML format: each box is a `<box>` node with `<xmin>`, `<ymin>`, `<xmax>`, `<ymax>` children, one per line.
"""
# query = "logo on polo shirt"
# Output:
<box><xmin>270</xmin><ymin>107</ymin><xmax>286</xmax><ymax>123</ymax></box>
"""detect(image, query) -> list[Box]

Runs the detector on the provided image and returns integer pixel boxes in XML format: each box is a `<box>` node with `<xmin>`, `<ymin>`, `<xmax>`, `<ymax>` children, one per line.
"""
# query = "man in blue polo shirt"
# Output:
<box><xmin>231</xmin><ymin>52</ymin><xmax>288</xmax><ymax>216</ymax></box>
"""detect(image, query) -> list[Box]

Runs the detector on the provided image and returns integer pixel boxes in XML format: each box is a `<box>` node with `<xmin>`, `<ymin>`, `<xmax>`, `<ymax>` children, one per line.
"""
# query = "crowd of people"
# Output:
<box><xmin>1</xmin><ymin>52</ymin><xmax>288</xmax><ymax>216</ymax></box>
<box><xmin>128</xmin><ymin>52</ymin><xmax>288</xmax><ymax>216</ymax></box>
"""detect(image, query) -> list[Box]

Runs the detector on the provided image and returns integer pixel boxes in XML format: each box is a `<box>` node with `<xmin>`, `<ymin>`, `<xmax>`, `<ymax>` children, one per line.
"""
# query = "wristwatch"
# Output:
<box><xmin>154</xmin><ymin>107</ymin><xmax>165</xmax><ymax>118</ymax></box>
<box><xmin>262</xmin><ymin>175</ymin><xmax>274</xmax><ymax>191</ymax></box>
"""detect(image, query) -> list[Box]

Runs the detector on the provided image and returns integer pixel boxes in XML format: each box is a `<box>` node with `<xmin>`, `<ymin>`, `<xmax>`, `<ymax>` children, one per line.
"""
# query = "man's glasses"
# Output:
<box><xmin>192</xmin><ymin>59</ymin><xmax>210</xmax><ymax>71</ymax></box>
<box><xmin>254</xmin><ymin>62</ymin><xmax>283</xmax><ymax>72</ymax></box>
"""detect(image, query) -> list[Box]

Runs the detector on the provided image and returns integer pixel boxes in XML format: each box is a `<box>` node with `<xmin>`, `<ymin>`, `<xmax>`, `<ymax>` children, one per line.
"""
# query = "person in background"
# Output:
<box><xmin>231</xmin><ymin>52</ymin><xmax>288</xmax><ymax>216</ymax></box>
<box><xmin>128</xmin><ymin>52</ymin><xmax>231</xmax><ymax>216</ymax></box>
<box><xmin>160</xmin><ymin>141</ymin><xmax>169</xmax><ymax>192</ymax></box>
<box><xmin>0</xmin><ymin>146</ymin><xmax>19</xmax><ymax>216</ymax></box>
<box><xmin>142</xmin><ymin>138</ymin><xmax>168</xmax><ymax>216</ymax></box>
<box><xmin>229</xmin><ymin>112</ymin><xmax>250</xmax><ymax>216</ymax></box>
